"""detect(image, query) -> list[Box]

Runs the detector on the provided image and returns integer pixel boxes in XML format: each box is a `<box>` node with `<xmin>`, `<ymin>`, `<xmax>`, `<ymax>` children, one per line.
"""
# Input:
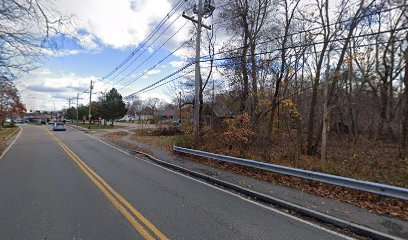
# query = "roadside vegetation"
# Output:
<box><xmin>70</xmin><ymin>123</ymin><xmax>125</xmax><ymax>130</ymax></box>
<box><xmin>125</xmin><ymin>123</ymin><xmax>408</xmax><ymax>189</ymax></box>
<box><xmin>120</xmin><ymin>0</ymin><xmax>408</xmax><ymax>190</ymax></box>
<box><xmin>0</xmin><ymin>127</ymin><xmax>19</xmax><ymax>155</ymax></box>
<box><xmin>98</xmin><ymin>0</ymin><xmax>408</xmax><ymax>220</ymax></box>
<box><xmin>102</xmin><ymin>127</ymin><xmax>408</xmax><ymax>220</ymax></box>
<box><xmin>130</xmin><ymin>128</ymin><xmax>186</xmax><ymax>152</ymax></box>
<box><xmin>65</xmin><ymin>88</ymin><xmax>128</xmax><ymax>126</ymax></box>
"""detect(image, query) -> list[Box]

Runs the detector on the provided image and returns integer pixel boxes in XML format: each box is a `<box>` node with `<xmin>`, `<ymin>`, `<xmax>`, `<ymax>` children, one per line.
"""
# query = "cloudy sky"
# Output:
<box><xmin>17</xmin><ymin>0</ymin><xmax>203</xmax><ymax>111</ymax></box>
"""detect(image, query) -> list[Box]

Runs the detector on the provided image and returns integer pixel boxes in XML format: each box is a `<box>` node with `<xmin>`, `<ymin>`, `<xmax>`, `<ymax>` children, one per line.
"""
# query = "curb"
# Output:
<box><xmin>68</xmin><ymin>125</ymin><xmax>95</xmax><ymax>133</ymax></box>
<box><xmin>130</xmin><ymin>149</ymin><xmax>403</xmax><ymax>240</ymax></box>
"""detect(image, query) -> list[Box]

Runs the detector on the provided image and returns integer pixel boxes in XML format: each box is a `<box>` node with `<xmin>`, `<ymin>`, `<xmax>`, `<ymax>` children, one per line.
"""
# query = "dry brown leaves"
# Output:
<box><xmin>177</xmin><ymin>153</ymin><xmax>408</xmax><ymax>220</ymax></box>
<box><xmin>102</xmin><ymin>131</ymin><xmax>408</xmax><ymax>220</ymax></box>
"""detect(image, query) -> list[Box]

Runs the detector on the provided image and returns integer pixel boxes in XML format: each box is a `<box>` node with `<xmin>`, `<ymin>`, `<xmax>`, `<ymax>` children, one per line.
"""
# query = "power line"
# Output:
<box><xmin>138</xmin><ymin>69</ymin><xmax>195</xmax><ymax>95</ymax></box>
<box><xmin>118</xmin><ymin>43</ymin><xmax>189</xmax><ymax>91</ymax></box>
<box><xmin>110</xmin><ymin>19</ymin><xmax>189</xmax><ymax>88</ymax></box>
<box><xmin>200</xmin><ymin>3</ymin><xmax>408</xmax><ymax>61</ymax></box>
<box><xmin>129</xmin><ymin>62</ymin><xmax>229</xmax><ymax>96</ymax></box>
<box><xmin>104</xmin><ymin>14</ymin><xmax>185</xmax><ymax>87</ymax></box>
<box><xmin>135</xmin><ymin>64</ymin><xmax>194</xmax><ymax>94</ymax></box>
<box><xmin>199</xmin><ymin>27</ymin><xmax>408</xmax><ymax>63</ymax></box>
<box><xmin>131</xmin><ymin>38</ymin><xmax>406</xmax><ymax>95</ymax></box>
<box><xmin>102</xmin><ymin>0</ymin><xmax>186</xmax><ymax>80</ymax></box>
<box><xmin>110</xmin><ymin>2</ymin><xmax>408</xmax><ymax>97</ymax></box>
<box><xmin>125</xmin><ymin>62</ymin><xmax>194</xmax><ymax>98</ymax></box>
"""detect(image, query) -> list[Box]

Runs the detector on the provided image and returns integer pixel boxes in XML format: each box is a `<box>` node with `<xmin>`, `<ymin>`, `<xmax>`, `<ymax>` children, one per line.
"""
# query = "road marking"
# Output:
<box><xmin>0</xmin><ymin>127</ymin><xmax>22</xmax><ymax>160</ymax></box>
<box><xmin>45</xmin><ymin>128</ymin><xmax>168</xmax><ymax>240</ymax></box>
<box><xmin>80</xmin><ymin>129</ymin><xmax>354</xmax><ymax>240</ymax></box>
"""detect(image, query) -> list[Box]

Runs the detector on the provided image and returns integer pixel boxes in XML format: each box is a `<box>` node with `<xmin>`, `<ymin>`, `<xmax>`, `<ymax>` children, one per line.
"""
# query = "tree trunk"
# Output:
<box><xmin>250</xmin><ymin>42</ymin><xmax>258</xmax><ymax>127</ymax></box>
<box><xmin>401</xmin><ymin>48</ymin><xmax>408</xmax><ymax>155</ymax></box>
<box><xmin>240</xmin><ymin>42</ymin><xmax>249</xmax><ymax>113</ymax></box>
<box><xmin>307</xmin><ymin>67</ymin><xmax>323</xmax><ymax>155</ymax></box>
<box><xmin>321</xmin><ymin>52</ymin><xmax>331</xmax><ymax>161</ymax></box>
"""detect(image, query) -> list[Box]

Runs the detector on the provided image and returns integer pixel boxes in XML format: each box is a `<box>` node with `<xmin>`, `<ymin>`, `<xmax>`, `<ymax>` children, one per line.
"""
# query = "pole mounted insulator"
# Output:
<box><xmin>193</xmin><ymin>0</ymin><xmax>215</xmax><ymax>18</ymax></box>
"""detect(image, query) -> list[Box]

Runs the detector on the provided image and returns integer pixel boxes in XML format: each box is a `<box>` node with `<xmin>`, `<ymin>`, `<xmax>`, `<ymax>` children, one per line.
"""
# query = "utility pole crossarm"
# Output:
<box><xmin>182</xmin><ymin>13</ymin><xmax>211</xmax><ymax>30</ymax></box>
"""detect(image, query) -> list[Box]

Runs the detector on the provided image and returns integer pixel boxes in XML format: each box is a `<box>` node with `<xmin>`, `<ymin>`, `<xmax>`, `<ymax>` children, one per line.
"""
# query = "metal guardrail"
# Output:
<box><xmin>173</xmin><ymin>146</ymin><xmax>408</xmax><ymax>201</ymax></box>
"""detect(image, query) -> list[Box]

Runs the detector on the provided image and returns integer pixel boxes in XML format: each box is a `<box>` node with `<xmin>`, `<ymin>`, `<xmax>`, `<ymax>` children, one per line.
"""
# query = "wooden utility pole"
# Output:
<box><xmin>74</xmin><ymin>93</ymin><xmax>83</xmax><ymax>126</ymax></box>
<box><xmin>182</xmin><ymin>0</ymin><xmax>214</xmax><ymax>146</ymax></box>
<box><xmin>67</xmin><ymin>98</ymin><xmax>73</xmax><ymax>109</ymax></box>
<box><xmin>179</xmin><ymin>91</ymin><xmax>182</xmax><ymax>124</ymax></box>
<box><xmin>193</xmin><ymin>0</ymin><xmax>203</xmax><ymax>146</ymax></box>
<box><xmin>88</xmin><ymin>80</ymin><xmax>94</xmax><ymax>129</ymax></box>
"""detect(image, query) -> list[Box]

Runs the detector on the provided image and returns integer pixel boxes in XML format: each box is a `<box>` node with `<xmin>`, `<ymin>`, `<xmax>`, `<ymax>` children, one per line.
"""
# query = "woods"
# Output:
<box><xmin>165</xmin><ymin>0</ymin><xmax>408</xmax><ymax>170</ymax></box>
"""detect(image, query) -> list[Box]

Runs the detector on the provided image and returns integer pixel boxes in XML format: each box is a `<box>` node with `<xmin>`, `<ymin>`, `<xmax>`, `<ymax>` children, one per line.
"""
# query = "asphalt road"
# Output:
<box><xmin>0</xmin><ymin>124</ymin><xmax>353</xmax><ymax>239</ymax></box>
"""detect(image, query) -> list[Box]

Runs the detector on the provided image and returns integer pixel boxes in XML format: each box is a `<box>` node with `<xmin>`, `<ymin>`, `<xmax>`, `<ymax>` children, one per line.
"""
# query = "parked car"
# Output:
<box><xmin>53</xmin><ymin>122</ymin><xmax>66</xmax><ymax>131</ymax></box>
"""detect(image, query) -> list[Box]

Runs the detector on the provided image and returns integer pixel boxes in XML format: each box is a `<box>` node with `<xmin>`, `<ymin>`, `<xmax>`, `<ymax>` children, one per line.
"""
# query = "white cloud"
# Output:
<box><xmin>55</xmin><ymin>0</ymin><xmax>173</xmax><ymax>49</ymax></box>
<box><xmin>17</xmin><ymin>70</ymin><xmax>97</xmax><ymax>111</ymax></box>
<box><xmin>146</xmin><ymin>69</ymin><xmax>161</xmax><ymax>75</ymax></box>
<box><xmin>75</xmin><ymin>33</ymin><xmax>100</xmax><ymax>51</ymax></box>
<box><xmin>169</xmin><ymin>60</ymin><xmax>187</xmax><ymax>68</ymax></box>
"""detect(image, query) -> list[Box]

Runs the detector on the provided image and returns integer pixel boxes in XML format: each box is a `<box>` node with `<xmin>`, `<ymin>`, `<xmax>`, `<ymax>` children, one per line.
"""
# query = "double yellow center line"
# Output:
<box><xmin>46</xmin><ymin>128</ymin><xmax>168</xmax><ymax>240</ymax></box>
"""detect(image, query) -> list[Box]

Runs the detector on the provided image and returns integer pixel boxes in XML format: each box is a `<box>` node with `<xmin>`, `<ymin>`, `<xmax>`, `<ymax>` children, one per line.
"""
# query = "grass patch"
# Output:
<box><xmin>0</xmin><ymin>127</ymin><xmax>19</xmax><ymax>155</ymax></box>
<box><xmin>0</xmin><ymin>127</ymin><xmax>17</xmax><ymax>138</ymax></box>
<box><xmin>130</xmin><ymin>134</ymin><xmax>186</xmax><ymax>152</ymax></box>
<box><xmin>70</xmin><ymin>123</ymin><xmax>125</xmax><ymax>130</ymax></box>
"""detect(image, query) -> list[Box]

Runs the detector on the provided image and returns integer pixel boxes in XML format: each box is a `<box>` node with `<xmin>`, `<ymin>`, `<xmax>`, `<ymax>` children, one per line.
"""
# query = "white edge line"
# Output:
<box><xmin>68</xmin><ymin>127</ymin><xmax>354</xmax><ymax>240</ymax></box>
<box><xmin>0</xmin><ymin>127</ymin><xmax>22</xmax><ymax>160</ymax></box>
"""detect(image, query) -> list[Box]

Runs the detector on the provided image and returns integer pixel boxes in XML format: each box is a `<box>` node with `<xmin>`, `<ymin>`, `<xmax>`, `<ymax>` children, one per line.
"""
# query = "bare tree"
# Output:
<box><xmin>0</xmin><ymin>0</ymin><xmax>73</xmax><ymax>77</ymax></box>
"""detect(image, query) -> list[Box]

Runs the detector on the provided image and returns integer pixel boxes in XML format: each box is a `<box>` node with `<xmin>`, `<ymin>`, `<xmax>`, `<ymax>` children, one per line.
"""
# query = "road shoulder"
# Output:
<box><xmin>94</xmin><ymin>128</ymin><xmax>408</xmax><ymax>239</ymax></box>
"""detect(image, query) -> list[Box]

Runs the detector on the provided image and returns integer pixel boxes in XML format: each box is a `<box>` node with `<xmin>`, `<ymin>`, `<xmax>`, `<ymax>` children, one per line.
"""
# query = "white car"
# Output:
<box><xmin>53</xmin><ymin>122</ymin><xmax>66</xmax><ymax>131</ymax></box>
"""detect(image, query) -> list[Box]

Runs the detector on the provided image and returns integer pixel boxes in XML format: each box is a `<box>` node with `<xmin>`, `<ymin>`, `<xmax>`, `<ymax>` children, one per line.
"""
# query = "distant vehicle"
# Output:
<box><xmin>48</xmin><ymin>121</ymin><xmax>55</xmax><ymax>125</ymax></box>
<box><xmin>53</xmin><ymin>122</ymin><xmax>66</xmax><ymax>131</ymax></box>
<box><xmin>15</xmin><ymin>119</ymin><xmax>24</xmax><ymax>124</ymax></box>
<box><xmin>41</xmin><ymin>120</ymin><xmax>46</xmax><ymax>124</ymax></box>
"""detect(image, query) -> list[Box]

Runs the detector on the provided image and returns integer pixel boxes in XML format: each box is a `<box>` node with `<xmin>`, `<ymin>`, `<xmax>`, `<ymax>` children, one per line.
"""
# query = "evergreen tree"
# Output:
<box><xmin>101</xmin><ymin>88</ymin><xmax>127</xmax><ymax>125</ymax></box>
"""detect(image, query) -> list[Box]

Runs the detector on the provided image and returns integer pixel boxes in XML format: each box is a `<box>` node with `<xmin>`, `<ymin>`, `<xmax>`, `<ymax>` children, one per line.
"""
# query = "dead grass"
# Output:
<box><xmin>130</xmin><ymin>135</ymin><xmax>181</xmax><ymax>152</ymax></box>
<box><xmin>126</xmin><ymin>130</ymin><xmax>408</xmax><ymax>188</ymax></box>
<box><xmin>71</xmin><ymin>123</ymin><xmax>125</xmax><ymax>130</ymax></box>
<box><xmin>0</xmin><ymin>127</ymin><xmax>19</xmax><ymax>155</ymax></box>
<box><xmin>186</xmin><ymin>132</ymin><xmax>408</xmax><ymax>189</ymax></box>
<box><xmin>101</xmin><ymin>131</ymin><xmax>129</xmax><ymax>140</ymax></box>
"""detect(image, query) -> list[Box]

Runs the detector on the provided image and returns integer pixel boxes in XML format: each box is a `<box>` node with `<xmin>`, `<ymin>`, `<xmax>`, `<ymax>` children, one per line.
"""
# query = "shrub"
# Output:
<box><xmin>222</xmin><ymin>112</ymin><xmax>256</xmax><ymax>157</ymax></box>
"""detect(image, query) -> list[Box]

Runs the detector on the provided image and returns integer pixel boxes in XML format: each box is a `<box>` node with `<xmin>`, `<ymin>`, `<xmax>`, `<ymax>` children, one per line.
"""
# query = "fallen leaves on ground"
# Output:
<box><xmin>103</xmin><ymin>131</ymin><xmax>408</xmax><ymax>221</ymax></box>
